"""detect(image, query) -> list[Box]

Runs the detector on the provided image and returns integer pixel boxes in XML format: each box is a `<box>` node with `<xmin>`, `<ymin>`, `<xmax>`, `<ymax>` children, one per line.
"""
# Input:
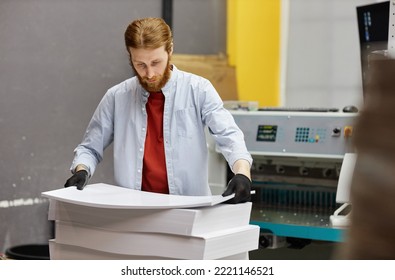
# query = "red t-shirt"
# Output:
<box><xmin>142</xmin><ymin>91</ymin><xmax>169</xmax><ymax>194</ymax></box>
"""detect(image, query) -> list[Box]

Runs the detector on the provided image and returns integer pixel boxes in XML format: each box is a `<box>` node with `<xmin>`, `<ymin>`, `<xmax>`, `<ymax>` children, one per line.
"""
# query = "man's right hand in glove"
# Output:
<box><xmin>64</xmin><ymin>169</ymin><xmax>89</xmax><ymax>190</ymax></box>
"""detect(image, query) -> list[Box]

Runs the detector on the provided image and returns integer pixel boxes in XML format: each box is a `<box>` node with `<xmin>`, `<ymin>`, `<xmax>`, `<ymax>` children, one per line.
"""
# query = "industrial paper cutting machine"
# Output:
<box><xmin>208</xmin><ymin>110</ymin><xmax>358</xmax><ymax>248</ymax></box>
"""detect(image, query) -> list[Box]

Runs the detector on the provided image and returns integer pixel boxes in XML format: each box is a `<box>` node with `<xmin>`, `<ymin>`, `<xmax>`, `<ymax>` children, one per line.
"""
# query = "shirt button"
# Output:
<box><xmin>137</xmin><ymin>169</ymin><xmax>141</xmax><ymax>173</ymax></box>
<box><xmin>139</xmin><ymin>148</ymin><xmax>143</xmax><ymax>152</ymax></box>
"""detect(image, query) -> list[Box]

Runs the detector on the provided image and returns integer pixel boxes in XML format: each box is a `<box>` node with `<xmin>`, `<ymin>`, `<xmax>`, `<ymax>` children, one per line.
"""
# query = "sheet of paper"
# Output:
<box><xmin>42</xmin><ymin>183</ymin><xmax>236</xmax><ymax>209</ymax></box>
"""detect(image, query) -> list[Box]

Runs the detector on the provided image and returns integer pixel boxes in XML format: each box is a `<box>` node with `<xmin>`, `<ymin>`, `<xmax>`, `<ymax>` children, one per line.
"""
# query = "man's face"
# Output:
<box><xmin>129</xmin><ymin>45</ymin><xmax>172</xmax><ymax>92</ymax></box>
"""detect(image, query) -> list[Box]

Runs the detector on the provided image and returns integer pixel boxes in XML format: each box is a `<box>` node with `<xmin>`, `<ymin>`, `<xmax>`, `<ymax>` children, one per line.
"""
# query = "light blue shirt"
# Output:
<box><xmin>71</xmin><ymin>65</ymin><xmax>252</xmax><ymax>196</ymax></box>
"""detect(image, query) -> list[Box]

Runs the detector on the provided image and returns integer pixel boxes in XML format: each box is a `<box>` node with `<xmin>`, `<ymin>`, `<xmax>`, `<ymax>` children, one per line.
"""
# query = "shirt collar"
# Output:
<box><xmin>162</xmin><ymin>64</ymin><xmax>178</xmax><ymax>92</ymax></box>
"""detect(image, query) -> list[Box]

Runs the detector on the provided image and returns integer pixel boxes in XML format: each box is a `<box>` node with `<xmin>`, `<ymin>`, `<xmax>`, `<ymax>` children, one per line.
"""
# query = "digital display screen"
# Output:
<box><xmin>256</xmin><ymin>125</ymin><xmax>277</xmax><ymax>142</ymax></box>
<box><xmin>356</xmin><ymin>1</ymin><xmax>389</xmax><ymax>96</ymax></box>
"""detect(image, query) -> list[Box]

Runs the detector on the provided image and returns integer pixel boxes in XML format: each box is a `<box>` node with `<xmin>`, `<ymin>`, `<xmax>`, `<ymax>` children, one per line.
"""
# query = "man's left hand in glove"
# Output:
<box><xmin>222</xmin><ymin>173</ymin><xmax>252</xmax><ymax>204</ymax></box>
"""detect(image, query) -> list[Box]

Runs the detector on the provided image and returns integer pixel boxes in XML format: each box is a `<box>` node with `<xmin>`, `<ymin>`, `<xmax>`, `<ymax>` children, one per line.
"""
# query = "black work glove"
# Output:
<box><xmin>64</xmin><ymin>170</ymin><xmax>89</xmax><ymax>190</ymax></box>
<box><xmin>222</xmin><ymin>173</ymin><xmax>252</xmax><ymax>204</ymax></box>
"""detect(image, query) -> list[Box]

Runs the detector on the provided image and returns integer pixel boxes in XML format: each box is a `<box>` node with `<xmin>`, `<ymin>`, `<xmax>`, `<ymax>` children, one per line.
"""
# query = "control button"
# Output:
<box><xmin>344</xmin><ymin>126</ymin><xmax>353</xmax><ymax>137</ymax></box>
<box><xmin>332</xmin><ymin>127</ymin><xmax>341</xmax><ymax>137</ymax></box>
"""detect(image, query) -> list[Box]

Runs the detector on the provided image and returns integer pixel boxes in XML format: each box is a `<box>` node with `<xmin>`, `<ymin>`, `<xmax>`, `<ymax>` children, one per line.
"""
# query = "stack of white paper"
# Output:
<box><xmin>42</xmin><ymin>183</ymin><xmax>259</xmax><ymax>260</ymax></box>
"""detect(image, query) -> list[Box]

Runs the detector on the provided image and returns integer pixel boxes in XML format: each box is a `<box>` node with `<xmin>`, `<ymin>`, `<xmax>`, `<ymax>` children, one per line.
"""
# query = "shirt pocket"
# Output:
<box><xmin>175</xmin><ymin>107</ymin><xmax>199</xmax><ymax>138</ymax></box>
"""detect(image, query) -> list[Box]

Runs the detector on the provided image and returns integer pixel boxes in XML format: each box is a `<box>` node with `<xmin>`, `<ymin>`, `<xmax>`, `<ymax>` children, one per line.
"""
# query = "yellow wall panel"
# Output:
<box><xmin>227</xmin><ymin>0</ymin><xmax>281</xmax><ymax>107</ymax></box>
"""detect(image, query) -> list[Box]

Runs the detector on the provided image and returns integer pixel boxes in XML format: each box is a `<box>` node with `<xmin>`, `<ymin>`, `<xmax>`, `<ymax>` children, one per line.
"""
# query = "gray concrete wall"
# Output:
<box><xmin>284</xmin><ymin>0</ymin><xmax>375</xmax><ymax>109</ymax></box>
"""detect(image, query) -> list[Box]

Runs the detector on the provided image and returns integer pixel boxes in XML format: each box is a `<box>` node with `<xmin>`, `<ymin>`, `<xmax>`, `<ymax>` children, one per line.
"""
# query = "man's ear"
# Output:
<box><xmin>169</xmin><ymin>42</ymin><xmax>174</xmax><ymax>56</ymax></box>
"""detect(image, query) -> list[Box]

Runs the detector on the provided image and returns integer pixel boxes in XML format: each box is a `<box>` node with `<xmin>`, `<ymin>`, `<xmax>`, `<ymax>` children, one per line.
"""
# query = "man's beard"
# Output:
<box><xmin>134</xmin><ymin>59</ymin><xmax>172</xmax><ymax>93</ymax></box>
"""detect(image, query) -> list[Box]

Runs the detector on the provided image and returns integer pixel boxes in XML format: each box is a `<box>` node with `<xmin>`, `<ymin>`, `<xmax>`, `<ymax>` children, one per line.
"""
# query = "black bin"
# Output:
<box><xmin>5</xmin><ymin>244</ymin><xmax>50</xmax><ymax>260</ymax></box>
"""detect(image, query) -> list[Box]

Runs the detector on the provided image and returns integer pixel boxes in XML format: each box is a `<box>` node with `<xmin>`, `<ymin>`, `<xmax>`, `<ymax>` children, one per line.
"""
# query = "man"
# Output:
<box><xmin>64</xmin><ymin>17</ymin><xmax>252</xmax><ymax>203</ymax></box>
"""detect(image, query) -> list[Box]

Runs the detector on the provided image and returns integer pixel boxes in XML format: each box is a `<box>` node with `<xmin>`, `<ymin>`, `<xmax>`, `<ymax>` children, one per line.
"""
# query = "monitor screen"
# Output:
<box><xmin>356</xmin><ymin>1</ymin><xmax>389</xmax><ymax>94</ymax></box>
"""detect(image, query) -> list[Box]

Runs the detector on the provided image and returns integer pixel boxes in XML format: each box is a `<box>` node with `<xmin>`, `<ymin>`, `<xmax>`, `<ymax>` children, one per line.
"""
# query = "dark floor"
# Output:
<box><xmin>250</xmin><ymin>241</ymin><xmax>337</xmax><ymax>260</ymax></box>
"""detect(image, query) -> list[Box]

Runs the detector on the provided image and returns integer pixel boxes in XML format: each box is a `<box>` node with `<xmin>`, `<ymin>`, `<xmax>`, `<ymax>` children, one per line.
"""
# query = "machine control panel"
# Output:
<box><xmin>231</xmin><ymin>111</ymin><xmax>357</xmax><ymax>158</ymax></box>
